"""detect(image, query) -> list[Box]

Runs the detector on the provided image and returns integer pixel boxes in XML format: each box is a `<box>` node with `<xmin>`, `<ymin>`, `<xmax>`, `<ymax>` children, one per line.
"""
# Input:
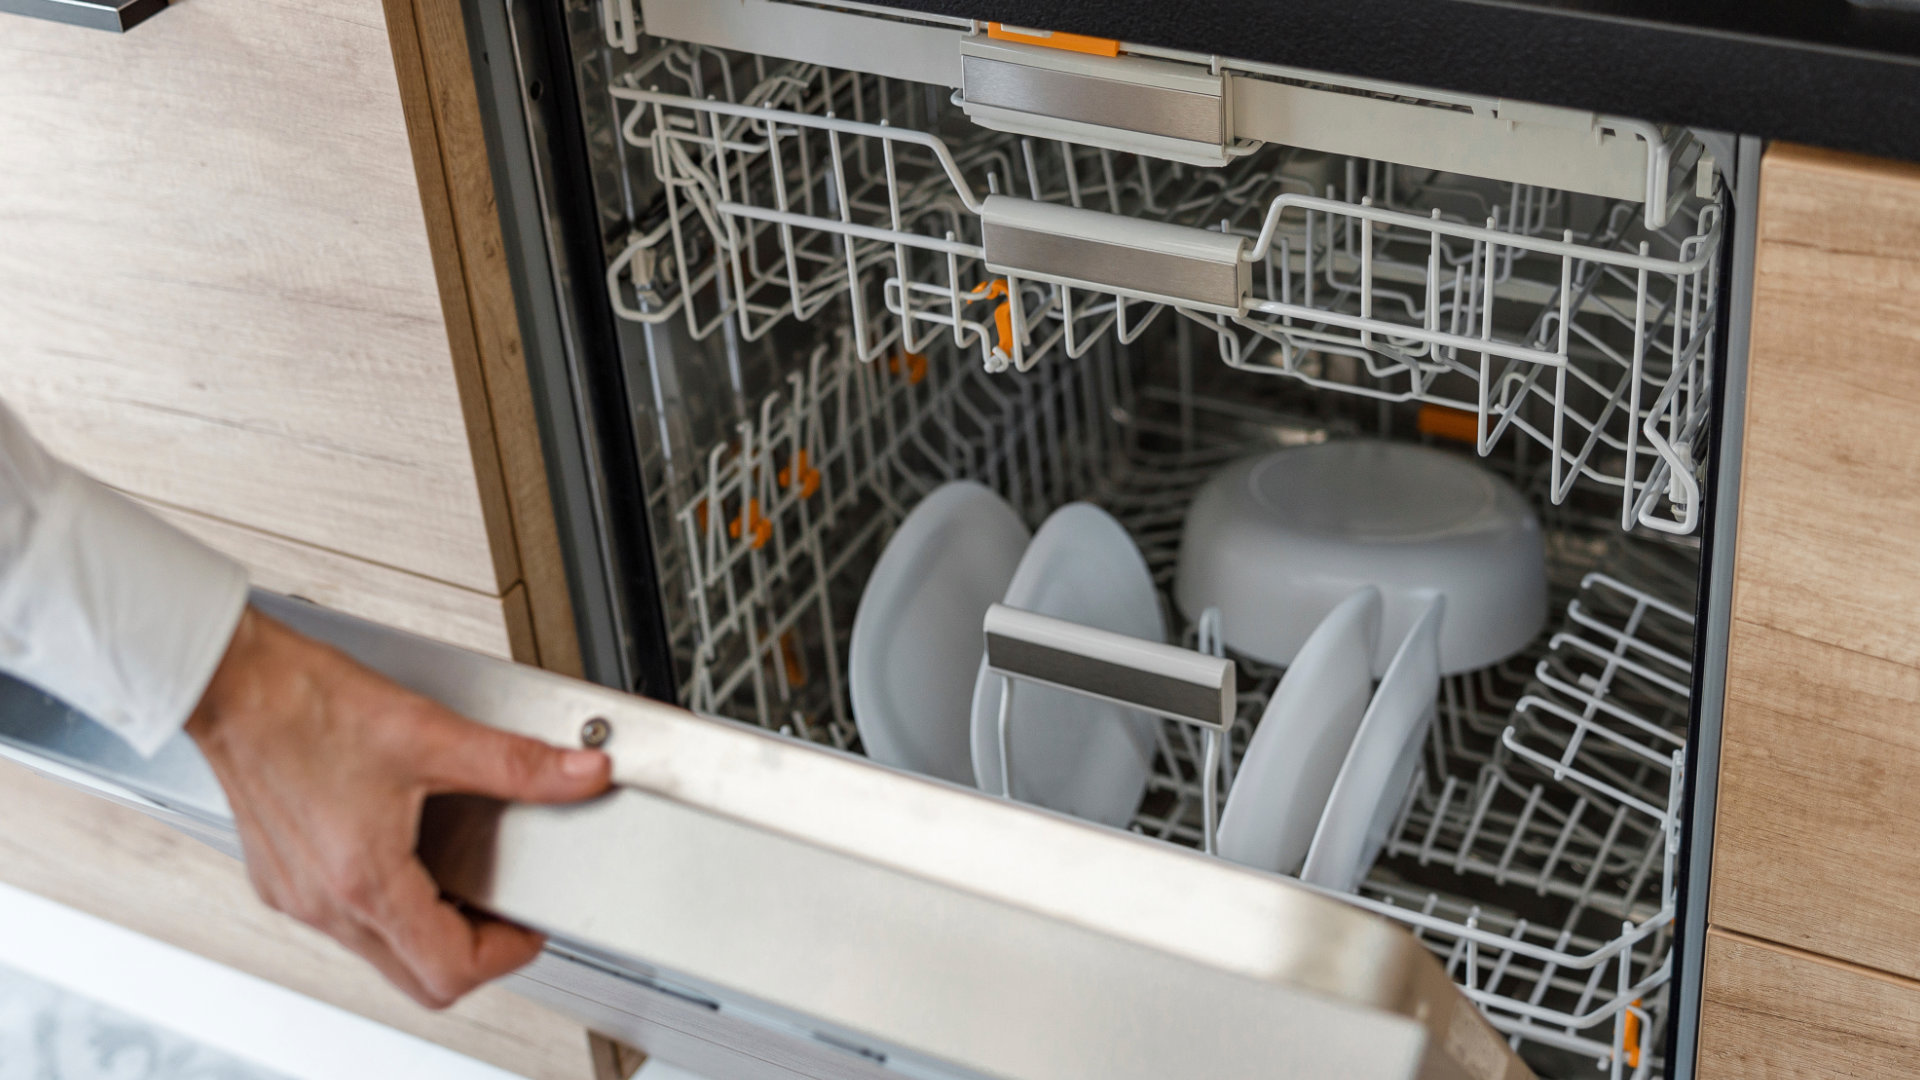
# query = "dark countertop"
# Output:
<box><xmin>890</xmin><ymin>0</ymin><xmax>1920</xmax><ymax>162</ymax></box>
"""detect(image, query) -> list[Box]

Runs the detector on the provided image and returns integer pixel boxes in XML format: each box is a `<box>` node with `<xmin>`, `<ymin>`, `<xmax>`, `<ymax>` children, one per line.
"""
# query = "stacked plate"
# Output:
<box><xmin>848</xmin><ymin>481</ymin><xmax>1029</xmax><ymax>786</ymax></box>
<box><xmin>851</xmin><ymin>485</ymin><xmax>1164</xmax><ymax>828</ymax></box>
<box><xmin>1190</xmin><ymin>441</ymin><xmax>1544</xmax><ymax>889</ymax></box>
<box><xmin>851</xmin><ymin>440</ymin><xmax>1547</xmax><ymax>892</ymax></box>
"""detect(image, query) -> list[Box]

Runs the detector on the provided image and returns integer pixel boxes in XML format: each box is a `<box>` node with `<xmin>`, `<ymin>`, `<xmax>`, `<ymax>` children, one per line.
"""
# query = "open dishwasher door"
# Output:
<box><xmin>312</xmin><ymin>597</ymin><xmax>1541</xmax><ymax>1080</ymax></box>
<box><xmin>0</xmin><ymin>590</ymin><xmax>1530</xmax><ymax>1080</ymax></box>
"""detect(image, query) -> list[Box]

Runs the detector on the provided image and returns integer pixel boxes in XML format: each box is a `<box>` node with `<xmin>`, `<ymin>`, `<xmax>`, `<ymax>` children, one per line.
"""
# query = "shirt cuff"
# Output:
<box><xmin>0</xmin><ymin>472</ymin><xmax>249</xmax><ymax>756</ymax></box>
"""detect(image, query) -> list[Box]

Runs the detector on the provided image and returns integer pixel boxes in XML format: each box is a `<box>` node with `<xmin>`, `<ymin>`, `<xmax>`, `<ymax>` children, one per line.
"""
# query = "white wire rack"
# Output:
<box><xmin>667</xmin><ymin>327</ymin><xmax>1118</xmax><ymax>733</ymax></box>
<box><xmin>1506</xmin><ymin>574</ymin><xmax>1695</xmax><ymax>824</ymax></box>
<box><xmin>604</xmin><ymin>41</ymin><xmax>1723</xmax><ymax>534</ymax></box>
<box><xmin>1347</xmin><ymin>571</ymin><xmax>1692</xmax><ymax>1078</ymax></box>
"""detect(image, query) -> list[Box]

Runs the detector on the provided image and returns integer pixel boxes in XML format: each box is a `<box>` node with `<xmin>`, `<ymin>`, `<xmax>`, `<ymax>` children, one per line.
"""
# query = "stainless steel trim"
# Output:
<box><xmin>508</xmin><ymin>950</ymin><xmax>904</xmax><ymax>1080</ymax></box>
<box><xmin>642</xmin><ymin>0</ymin><xmax>966</xmax><ymax>87</ymax></box>
<box><xmin>486</xmin><ymin>0</ymin><xmax>640</xmax><ymax>691</ymax></box>
<box><xmin>0</xmin><ymin>672</ymin><xmax>228</xmax><ymax>827</ymax></box>
<box><xmin>981</xmin><ymin>196</ymin><xmax>1249</xmax><ymax>312</ymax></box>
<box><xmin>961</xmin><ymin>55</ymin><xmax>1225</xmax><ymax>144</ymax></box>
<box><xmin>1668</xmin><ymin>133</ymin><xmax>1762</xmax><ymax>1080</ymax></box>
<box><xmin>983</xmin><ymin>604</ymin><xmax>1233</xmax><ymax>729</ymax></box>
<box><xmin>1228</xmin><ymin>76</ymin><xmax>1651</xmax><ymax>203</ymax></box>
<box><xmin>0</xmin><ymin>0</ymin><xmax>165</xmax><ymax>31</ymax></box>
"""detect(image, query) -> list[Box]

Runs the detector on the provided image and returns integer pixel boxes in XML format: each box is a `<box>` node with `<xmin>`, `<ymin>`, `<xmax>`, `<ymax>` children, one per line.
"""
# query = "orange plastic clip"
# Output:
<box><xmin>1416</xmin><ymin>403</ymin><xmax>1480</xmax><ymax>445</ymax></box>
<box><xmin>1621</xmin><ymin>999</ymin><xmax>1643</xmax><ymax>1069</ymax></box>
<box><xmin>728</xmin><ymin>499</ymin><xmax>771</xmax><ymax>549</ymax></box>
<box><xmin>887</xmin><ymin>352</ymin><xmax>928</xmax><ymax>385</ymax></box>
<box><xmin>986</xmin><ymin>22</ymin><xmax>1118</xmax><ymax>58</ymax></box>
<box><xmin>778</xmin><ymin>449</ymin><xmax>821</xmax><ymax>497</ymax></box>
<box><xmin>971</xmin><ymin>279</ymin><xmax>1015</xmax><ymax>358</ymax></box>
<box><xmin>778</xmin><ymin>631</ymin><xmax>808</xmax><ymax>688</ymax></box>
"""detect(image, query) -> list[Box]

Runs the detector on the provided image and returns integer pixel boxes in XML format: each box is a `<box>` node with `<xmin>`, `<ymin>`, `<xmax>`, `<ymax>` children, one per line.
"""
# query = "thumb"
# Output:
<box><xmin>413</xmin><ymin>708</ymin><xmax>612</xmax><ymax>803</ymax></box>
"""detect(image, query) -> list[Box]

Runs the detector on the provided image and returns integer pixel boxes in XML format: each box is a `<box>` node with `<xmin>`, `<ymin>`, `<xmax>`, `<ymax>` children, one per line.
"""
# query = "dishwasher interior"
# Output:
<box><xmin>556</xmin><ymin>6</ymin><xmax>1732</xmax><ymax>1077</ymax></box>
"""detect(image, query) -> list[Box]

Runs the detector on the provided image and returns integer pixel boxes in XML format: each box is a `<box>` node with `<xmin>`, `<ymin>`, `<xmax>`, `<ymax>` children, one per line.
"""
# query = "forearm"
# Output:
<box><xmin>0</xmin><ymin>398</ymin><xmax>608</xmax><ymax>1008</ymax></box>
<box><xmin>0</xmin><ymin>400</ymin><xmax>247</xmax><ymax>754</ymax></box>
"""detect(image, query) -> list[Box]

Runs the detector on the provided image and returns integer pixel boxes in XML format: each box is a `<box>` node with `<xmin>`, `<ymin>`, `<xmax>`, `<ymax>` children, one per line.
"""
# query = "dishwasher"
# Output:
<box><xmin>434</xmin><ymin>1</ymin><xmax>1757</xmax><ymax>1076</ymax></box>
<box><xmin>0</xmin><ymin>1</ymin><xmax>1759</xmax><ymax>1078</ymax></box>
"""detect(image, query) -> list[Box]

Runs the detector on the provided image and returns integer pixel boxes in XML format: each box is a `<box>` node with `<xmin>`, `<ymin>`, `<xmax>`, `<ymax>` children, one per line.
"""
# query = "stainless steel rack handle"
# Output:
<box><xmin>983</xmin><ymin>602</ymin><xmax>1235</xmax><ymax>852</ymax></box>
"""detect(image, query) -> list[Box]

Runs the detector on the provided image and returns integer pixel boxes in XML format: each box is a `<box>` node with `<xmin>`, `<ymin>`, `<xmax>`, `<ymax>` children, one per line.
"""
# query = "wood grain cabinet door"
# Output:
<box><xmin>0</xmin><ymin>0</ymin><xmax>504</xmax><ymax>589</ymax></box>
<box><xmin>0</xmin><ymin>0</ymin><xmax>578</xmax><ymax>667</ymax></box>
<box><xmin>1710</xmin><ymin>144</ymin><xmax>1920</xmax><ymax>981</ymax></box>
<box><xmin>1702</xmin><ymin>139</ymin><xmax>1920</xmax><ymax>1079</ymax></box>
<box><xmin>1699</xmin><ymin>929</ymin><xmax>1920</xmax><ymax>1079</ymax></box>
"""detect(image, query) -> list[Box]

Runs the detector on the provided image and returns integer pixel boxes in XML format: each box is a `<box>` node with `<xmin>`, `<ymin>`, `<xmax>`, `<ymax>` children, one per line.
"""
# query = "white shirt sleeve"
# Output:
<box><xmin>0</xmin><ymin>399</ymin><xmax>249</xmax><ymax>756</ymax></box>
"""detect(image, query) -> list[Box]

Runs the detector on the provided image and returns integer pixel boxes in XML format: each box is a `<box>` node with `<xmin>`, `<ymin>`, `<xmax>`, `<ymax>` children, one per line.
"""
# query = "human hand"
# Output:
<box><xmin>185</xmin><ymin>606</ymin><xmax>611</xmax><ymax>1008</ymax></box>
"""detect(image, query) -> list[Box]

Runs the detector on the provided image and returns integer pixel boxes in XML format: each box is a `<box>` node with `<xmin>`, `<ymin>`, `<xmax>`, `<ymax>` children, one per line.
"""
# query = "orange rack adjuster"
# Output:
<box><xmin>985</xmin><ymin>22</ymin><xmax>1118</xmax><ymax>58</ymax></box>
<box><xmin>778</xmin><ymin>449</ymin><xmax>821</xmax><ymax>497</ymax></box>
<box><xmin>1621</xmin><ymin>1000</ymin><xmax>1643</xmax><ymax>1069</ymax></box>
<box><xmin>971</xmin><ymin>279</ymin><xmax>1016</xmax><ymax>357</ymax></box>
<box><xmin>729</xmin><ymin>499</ymin><xmax>771</xmax><ymax>549</ymax></box>
<box><xmin>1416</xmin><ymin>403</ymin><xmax>1481</xmax><ymax>445</ymax></box>
<box><xmin>886</xmin><ymin>352</ymin><xmax>928</xmax><ymax>386</ymax></box>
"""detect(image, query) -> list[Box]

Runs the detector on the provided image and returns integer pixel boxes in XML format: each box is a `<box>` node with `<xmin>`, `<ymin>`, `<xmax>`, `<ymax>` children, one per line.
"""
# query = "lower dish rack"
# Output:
<box><xmin>1358</xmin><ymin>569</ymin><xmax>1692</xmax><ymax>1079</ymax></box>
<box><xmin>641</xmin><ymin>321</ymin><xmax>1696</xmax><ymax>1077</ymax></box>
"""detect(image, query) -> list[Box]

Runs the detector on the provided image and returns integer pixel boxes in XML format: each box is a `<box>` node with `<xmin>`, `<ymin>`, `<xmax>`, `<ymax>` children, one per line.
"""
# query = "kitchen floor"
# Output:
<box><xmin>0</xmin><ymin>882</ymin><xmax>522</xmax><ymax>1080</ymax></box>
<box><xmin>0</xmin><ymin>961</ymin><xmax>282</xmax><ymax>1080</ymax></box>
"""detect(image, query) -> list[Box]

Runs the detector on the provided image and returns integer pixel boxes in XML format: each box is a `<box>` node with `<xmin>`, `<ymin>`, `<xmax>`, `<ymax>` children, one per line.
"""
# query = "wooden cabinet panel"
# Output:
<box><xmin>0</xmin><ymin>0</ymin><xmax>510</xmax><ymax>594</ymax></box>
<box><xmin>1712</xmin><ymin>143</ymin><xmax>1920</xmax><ymax>977</ymax></box>
<box><xmin>1747</xmin><ymin>145</ymin><xmax>1920</xmax><ymax>261</ymax></box>
<box><xmin>1714</xmin><ymin>619</ymin><xmax>1920</xmax><ymax>977</ymax></box>
<box><xmin>149</xmin><ymin>500</ymin><xmax>526</xmax><ymax>660</ymax></box>
<box><xmin>1734</xmin><ymin>152</ymin><xmax>1920</xmax><ymax>671</ymax></box>
<box><xmin>1698</xmin><ymin>929</ymin><xmax>1920</xmax><ymax>1079</ymax></box>
<box><xmin>0</xmin><ymin>760</ymin><xmax>592</xmax><ymax>1080</ymax></box>
<box><xmin>380</xmin><ymin>0</ymin><xmax>582</xmax><ymax>673</ymax></box>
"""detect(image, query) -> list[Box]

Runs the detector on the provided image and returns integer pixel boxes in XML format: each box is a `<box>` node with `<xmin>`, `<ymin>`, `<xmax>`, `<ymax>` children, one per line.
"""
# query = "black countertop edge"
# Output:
<box><xmin>0</xmin><ymin>0</ymin><xmax>167</xmax><ymax>32</ymax></box>
<box><xmin>885</xmin><ymin>0</ymin><xmax>1920</xmax><ymax>164</ymax></box>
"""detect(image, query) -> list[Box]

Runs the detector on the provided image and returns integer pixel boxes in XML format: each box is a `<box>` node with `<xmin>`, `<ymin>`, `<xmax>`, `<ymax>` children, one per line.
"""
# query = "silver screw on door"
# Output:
<box><xmin>580</xmin><ymin>717</ymin><xmax>612</xmax><ymax>749</ymax></box>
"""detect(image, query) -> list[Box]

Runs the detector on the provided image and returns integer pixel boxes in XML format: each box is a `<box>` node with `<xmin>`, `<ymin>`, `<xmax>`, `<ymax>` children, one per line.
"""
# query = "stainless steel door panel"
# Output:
<box><xmin>509</xmin><ymin>950</ymin><xmax>904</xmax><ymax>1080</ymax></box>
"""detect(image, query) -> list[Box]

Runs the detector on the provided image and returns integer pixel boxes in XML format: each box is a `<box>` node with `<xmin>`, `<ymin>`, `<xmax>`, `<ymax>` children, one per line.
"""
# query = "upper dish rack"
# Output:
<box><xmin>603</xmin><ymin>35</ymin><xmax>1723</xmax><ymax>535</ymax></box>
<box><xmin>623</xmin><ymin>0</ymin><xmax>1704</xmax><ymax>217</ymax></box>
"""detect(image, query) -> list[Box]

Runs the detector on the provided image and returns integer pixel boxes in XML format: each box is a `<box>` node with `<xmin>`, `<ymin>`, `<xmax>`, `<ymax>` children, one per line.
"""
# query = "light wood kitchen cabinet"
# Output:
<box><xmin>0</xmin><ymin>0</ymin><xmax>602</xmax><ymax>1073</ymax></box>
<box><xmin>0</xmin><ymin>0</ymin><xmax>575</xmax><ymax>671</ymax></box>
<box><xmin>1701</xmin><ymin>143</ymin><xmax>1920</xmax><ymax>1073</ymax></box>
<box><xmin>1711</xmin><ymin>144</ymin><xmax>1920</xmax><ymax>975</ymax></box>
<box><xmin>1697</xmin><ymin>929</ymin><xmax>1920</xmax><ymax>1079</ymax></box>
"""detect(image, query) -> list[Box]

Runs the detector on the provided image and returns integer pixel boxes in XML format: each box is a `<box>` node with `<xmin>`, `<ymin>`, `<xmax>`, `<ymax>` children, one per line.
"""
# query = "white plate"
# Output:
<box><xmin>969</xmin><ymin>503</ymin><xmax>1164</xmax><ymax>827</ymax></box>
<box><xmin>1300</xmin><ymin>594</ymin><xmax>1445</xmax><ymax>893</ymax></box>
<box><xmin>1175</xmin><ymin>441</ymin><xmax>1546</xmax><ymax>676</ymax></box>
<box><xmin>1214</xmin><ymin>586</ymin><xmax>1381</xmax><ymax>876</ymax></box>
<box><xmin>849</xmin><ymin>481</ymin><xmax>1030</xmax><ymax>784</ymax></box>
